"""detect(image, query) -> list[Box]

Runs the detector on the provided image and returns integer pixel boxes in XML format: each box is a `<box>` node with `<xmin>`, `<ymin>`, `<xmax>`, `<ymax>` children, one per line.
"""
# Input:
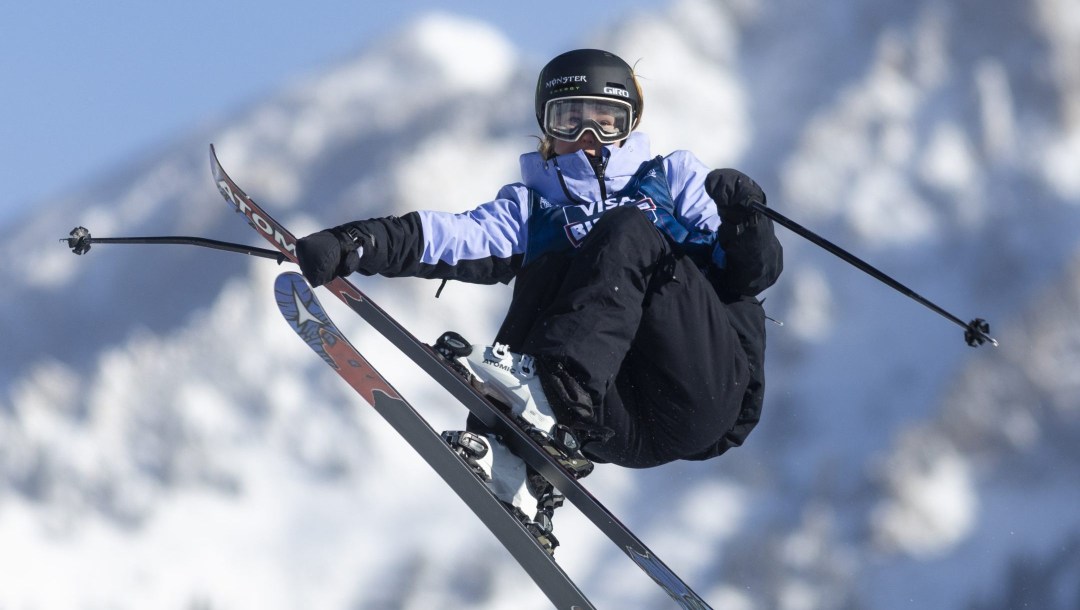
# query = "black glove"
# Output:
<box><xmin>704</xmin><ymin>169</ymin><xmax>783</xmax><ymax>297</ymax></box>
<box><xmin>295</xmin><ymin>223</ymin><xmax>372</xmax><ymax>287</ymax></box>
<box><xmin>705</xmin><ymin>168</ymin><xmax>765</xmax><ymax>227</ymax></box>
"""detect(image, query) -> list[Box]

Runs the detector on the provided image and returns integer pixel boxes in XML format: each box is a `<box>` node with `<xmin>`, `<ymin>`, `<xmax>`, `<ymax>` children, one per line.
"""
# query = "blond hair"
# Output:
<box><xmin>537</xmin><ymin>135</ymin><xmax>558</xmax><ymax>160</ymax></box>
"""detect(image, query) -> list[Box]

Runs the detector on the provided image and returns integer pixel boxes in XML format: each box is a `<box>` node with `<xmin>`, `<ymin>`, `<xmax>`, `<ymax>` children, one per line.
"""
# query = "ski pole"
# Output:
<box><xmin>60</xmin><ymin>226</ymin><xmax>288</xmax><ymax>264</ymax></box>
<box><xmin>751</xmin><ymin>202</ymin><xmax>997</xmax><ymax>347</ymax></box>
<box><xmin>62</xmin><ymin>208</ymin><xmax>997</xmax><ymax>348</ymax></box>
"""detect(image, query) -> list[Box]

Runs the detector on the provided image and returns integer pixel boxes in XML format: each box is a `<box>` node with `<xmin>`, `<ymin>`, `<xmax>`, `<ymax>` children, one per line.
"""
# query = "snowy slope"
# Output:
<box><xmin>2</xmin><ymin>1</ymin><xmax>1079</xmax><ymax>608</ymax></box>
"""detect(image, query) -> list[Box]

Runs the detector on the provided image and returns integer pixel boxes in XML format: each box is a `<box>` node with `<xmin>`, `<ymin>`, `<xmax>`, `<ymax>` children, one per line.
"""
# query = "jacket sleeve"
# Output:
<box><xmin>352</xmin><ymin>184</ymin><xmax>529</xmax><ymax>285</ymax></box>
<box><xmin>664</xmin><ymin>150</ymin><xmax>720</xmax><ymax>234</ymax></box>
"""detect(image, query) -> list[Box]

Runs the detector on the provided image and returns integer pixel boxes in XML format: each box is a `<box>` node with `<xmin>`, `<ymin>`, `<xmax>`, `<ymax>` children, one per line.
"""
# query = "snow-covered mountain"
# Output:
<box><xmin>3</xmin><ymin>1</ymin><xmax>1079</xmax><ymax>608</ymax></box>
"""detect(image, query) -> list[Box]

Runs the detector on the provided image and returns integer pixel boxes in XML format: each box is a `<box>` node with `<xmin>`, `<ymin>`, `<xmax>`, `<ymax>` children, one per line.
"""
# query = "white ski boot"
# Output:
<box><xmin>432</xmin><ymin>332</ymin><xmax>593</xmax><ymax>479</ymax></box>
<box><xmin>463</xmin><ymin>343</ymin><xmax>558</xmax><ymax>434</ymax></box>
<box><xmin>442</xmin><ymin>429</ymin><xmax>564</xmax><ymax>554</ymax></box>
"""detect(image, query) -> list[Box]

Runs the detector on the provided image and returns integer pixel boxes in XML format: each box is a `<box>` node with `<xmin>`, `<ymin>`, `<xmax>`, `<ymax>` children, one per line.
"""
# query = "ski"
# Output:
<box><xmin>275</xmin><ymin>271</ymin><xmax>593</xmax><ymax>609</ymax></box>
<box><xmin>211</xmin><ymin>144</ymin><xmax>714</xmax><ymax>609</ymax></box>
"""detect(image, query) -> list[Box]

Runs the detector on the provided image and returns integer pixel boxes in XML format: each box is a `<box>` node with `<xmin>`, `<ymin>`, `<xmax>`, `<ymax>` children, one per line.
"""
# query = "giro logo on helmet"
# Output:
<box><xmin>603</xmin><ymin>87</ymin><xmax>630</xmax><ymax>97</ymax></box>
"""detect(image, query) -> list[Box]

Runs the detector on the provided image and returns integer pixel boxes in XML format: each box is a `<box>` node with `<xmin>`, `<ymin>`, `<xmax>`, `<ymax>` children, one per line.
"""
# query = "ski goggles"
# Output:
<box><xmin>542</xmin><ymin>96</ymin><xmax>634</xmax><ymax>144</ymax></box>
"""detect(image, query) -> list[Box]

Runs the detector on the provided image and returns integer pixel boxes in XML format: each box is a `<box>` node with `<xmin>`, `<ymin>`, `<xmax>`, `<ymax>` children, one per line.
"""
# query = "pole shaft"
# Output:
<box><xmin>752</xmin><ymin>202</ymin><xmax>970</xmax><ymax>330</ymax></box>
<box><xmin>87</xmin><ymin>236</ymin><xmax>285</xmax><ymax>263</ymax></box>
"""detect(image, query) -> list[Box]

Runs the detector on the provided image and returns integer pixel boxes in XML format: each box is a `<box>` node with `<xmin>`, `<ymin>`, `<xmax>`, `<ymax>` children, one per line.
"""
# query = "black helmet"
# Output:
<box><xmin>535</xmin><ymin>49</ymin><xmax>643</xmax><ymax>137</ymax></box>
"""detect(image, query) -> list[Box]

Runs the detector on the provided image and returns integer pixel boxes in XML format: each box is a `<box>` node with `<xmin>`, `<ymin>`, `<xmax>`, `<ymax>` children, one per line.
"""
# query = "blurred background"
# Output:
<box><xmin>2</xmin><ymin>0</ymin><xmax>1079</xmax><ymax>608</ymax></box>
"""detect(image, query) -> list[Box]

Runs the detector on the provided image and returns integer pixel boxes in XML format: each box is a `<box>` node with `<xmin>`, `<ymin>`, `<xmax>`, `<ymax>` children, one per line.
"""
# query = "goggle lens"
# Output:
<box><xmin>543</xmin><ymin>97</ymin><xmax>633</xmax><ymax>144</ymax></box>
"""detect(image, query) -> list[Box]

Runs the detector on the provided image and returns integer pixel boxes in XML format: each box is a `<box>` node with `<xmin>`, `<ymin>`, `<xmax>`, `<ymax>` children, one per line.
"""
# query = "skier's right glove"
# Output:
<box><xmin>295</xmin><ymin>223</ymin><xmax>373</xmax><ymax>287</ymax></box>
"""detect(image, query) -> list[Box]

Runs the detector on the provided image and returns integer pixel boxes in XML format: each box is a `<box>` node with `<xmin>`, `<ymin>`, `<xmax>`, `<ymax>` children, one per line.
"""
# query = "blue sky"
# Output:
<box><xmin>1</xmin><ymin>1</ymin><xmax>661</xmax><ymax>224</ymax></box>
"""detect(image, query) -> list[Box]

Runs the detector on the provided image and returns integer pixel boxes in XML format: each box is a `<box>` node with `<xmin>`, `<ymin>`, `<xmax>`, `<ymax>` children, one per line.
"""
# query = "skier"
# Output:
<box><xmin>295</xmin><ymin>49</ymin><xmax>783</xmax><ymax>550</ymax></box>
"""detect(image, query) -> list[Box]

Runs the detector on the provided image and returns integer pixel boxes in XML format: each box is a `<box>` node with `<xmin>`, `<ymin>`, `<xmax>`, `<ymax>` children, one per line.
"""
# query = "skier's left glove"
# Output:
<box><xmin>705</xmin><ymin>169</ymin><xmax>783</xmax><ymax>296</ymax></box>
<box><xmin>705</xmin><ymin>168</ymin><xmax>764</xmax><ymax>227</ymax></box>
<box><xmin>295</xmin><ymin>223</ymin><xmax>373</xmax><ymax>287</ymax></box>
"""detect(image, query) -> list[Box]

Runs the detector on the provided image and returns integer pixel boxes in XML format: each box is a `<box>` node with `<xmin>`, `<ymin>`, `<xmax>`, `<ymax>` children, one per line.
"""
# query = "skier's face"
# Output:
<box><xmin>553</xmin><ymin>130</ymin><xmax>606</xmax><ymax>157</ymax></box>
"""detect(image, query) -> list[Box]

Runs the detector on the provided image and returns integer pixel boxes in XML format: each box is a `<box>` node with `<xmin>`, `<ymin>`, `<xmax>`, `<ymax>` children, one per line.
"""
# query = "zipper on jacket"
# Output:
<box><xmin>551</xmin><ymin>152</ymin><xmax>610</xmax><ymax>205</ymax></box>
<box><xmin>588</xmin><ymin>152</ymin><xmax>608</xmax><ymax>201</ymax></box>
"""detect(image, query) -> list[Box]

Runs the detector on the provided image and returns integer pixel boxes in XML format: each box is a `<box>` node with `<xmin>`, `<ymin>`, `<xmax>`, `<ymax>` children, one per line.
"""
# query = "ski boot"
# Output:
<box><xmin>441</xmin><ymin>429</ymin><xmax>562</xmax><ymax>555</ymax></box>
<box><xmin>433</xmin><ymin>331</ymin><xmax>593</xmax><ymax>480</ymax></box>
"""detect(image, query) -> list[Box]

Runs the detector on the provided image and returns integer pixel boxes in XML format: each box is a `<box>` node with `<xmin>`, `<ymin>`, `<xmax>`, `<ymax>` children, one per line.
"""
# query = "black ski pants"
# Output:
<box><xmin>499</xmin><ymin>205</ymin><xmax>756</xmax><ymax>468</ymax></box>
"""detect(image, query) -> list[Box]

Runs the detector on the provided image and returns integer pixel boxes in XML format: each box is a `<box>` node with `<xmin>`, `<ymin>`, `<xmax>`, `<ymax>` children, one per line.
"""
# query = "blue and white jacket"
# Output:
<box><xmin>351</xmin><ymin>132</ymin><xmax>726</xmax><ymax>283</ymax></box>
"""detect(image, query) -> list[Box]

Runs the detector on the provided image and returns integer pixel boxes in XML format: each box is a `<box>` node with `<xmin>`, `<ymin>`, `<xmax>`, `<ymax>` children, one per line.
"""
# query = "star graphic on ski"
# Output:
<box><xmin>292</xmin><ymin>287</ymin><xmax>324</xmax><ymax>328</ymax></box>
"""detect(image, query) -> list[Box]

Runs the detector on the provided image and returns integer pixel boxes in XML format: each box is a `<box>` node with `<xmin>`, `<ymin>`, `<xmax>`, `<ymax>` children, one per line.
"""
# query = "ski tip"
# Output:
<box><xmin>209</xmin><ymin>144</ymin><xmax>221</xmax><ymax>177</ymax></box>
<box><xmin>274</xmin><ymin>271</ymin><xmax>307</xmax><ymax>291</ymax></box>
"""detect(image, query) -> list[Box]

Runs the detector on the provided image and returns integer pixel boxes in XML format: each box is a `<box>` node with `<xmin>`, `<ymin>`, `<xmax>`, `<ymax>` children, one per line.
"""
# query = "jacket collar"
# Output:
<box><xmin>519</xmin><ymin>132</ymin><xmax>653</xmax><ymax>203</ymax></box>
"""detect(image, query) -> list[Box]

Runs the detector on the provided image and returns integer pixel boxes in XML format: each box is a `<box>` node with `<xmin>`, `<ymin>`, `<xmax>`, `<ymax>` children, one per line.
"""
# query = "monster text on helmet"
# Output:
<box><xmin>544</xmin><ymin>75</ymin><xmax>588</xmax><ymax>89</ymax></box>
